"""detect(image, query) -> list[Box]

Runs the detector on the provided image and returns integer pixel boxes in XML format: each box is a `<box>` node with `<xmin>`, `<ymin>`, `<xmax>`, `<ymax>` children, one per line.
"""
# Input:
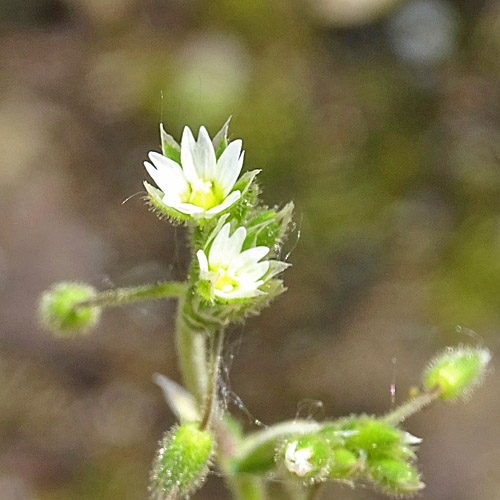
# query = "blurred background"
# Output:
<box><xmin>1</xmin><ymin>0</ymin><xmax>500</xmax><ymax>498</ymax></box>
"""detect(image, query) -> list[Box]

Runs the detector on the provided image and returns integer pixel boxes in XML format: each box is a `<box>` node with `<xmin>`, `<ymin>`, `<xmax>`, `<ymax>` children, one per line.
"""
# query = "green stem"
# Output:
<box><xmin>237</xmin><ymin>420</ymin><xmax>322</xmax><ymax>464</ymax></box>
<box><xmin>383</xmin><ymin>386</ymin><xmax>441</xmax><ymax>426</ymax></box>
<box><xmin>230</xmin><ymin>476</ymin><xmax>266</xmax><ymax>500</ymax></box>
<box><xmin>175</xmin><ymin>295</ymin><xmax>209</xmax><ymax>405</ymax></box>
<box><xmin>76</xmin><ymin>282</ymin><xmax>187</xmax><ymax>309</ymax></box>
<box><xmin>200</xmin><ymin>328</ymin><xmax>225</xmax><ymax>430</ymax></box>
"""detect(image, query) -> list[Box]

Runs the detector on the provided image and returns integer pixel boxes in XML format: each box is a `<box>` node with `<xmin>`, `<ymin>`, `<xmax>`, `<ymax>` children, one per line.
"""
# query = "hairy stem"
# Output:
<box><xmin>237</xmin><ymin>420</ymin><xmax>322</xmax><ymax>463</ymax></box>
<box><xmin>76</xmin><ymin>282</ymin><xmax>187</xmax><ymax>309</ymax></box>
<box><xmin>200</xmin><ymin>328</ymin><xmax>225</xmax><ymax>430</ymax></box>
<box><xmin>230</xmin><ymin>476</ymin><xmax>266</xmax><ymax>500</ymax></box>
<box><xmin>175</xmin><ymin>296</ymin><xmax>209</xmax><ymax>405</ymax></box>
<box><xmin>383</xmin><ymin>386</ymin><xmax>441</xmax><ymax>426</ymax></box>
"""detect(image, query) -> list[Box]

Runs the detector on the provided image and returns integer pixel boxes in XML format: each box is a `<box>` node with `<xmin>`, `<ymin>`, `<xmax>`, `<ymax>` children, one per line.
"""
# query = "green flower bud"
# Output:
<box><xmin>369</xmin><ymin>458</ymin><xmax>424</xmax><ymax>495</ymax></box>
<box><xmin>150</xmin><ymin>423</ymin><xmax>214</xmax><ymax>499</ymax></box>
<box><xmin>423</xmin><ymin>346</ymin><xmax>491</xmax><ymax>401</ymax></box>
<box><xmin>347</xmin><ymin>419</ymin><xmax>402</xmax><ymax>455</ymax></box>
<box><xmin>328</xmin><ymin>448</ymin><xmax>360</xmax><ymax>478</ymax></box>
<box><xmin>283</xmin><ymin>435</ymin><xmax>330</xmax><ymax>481</ymax></box>
<box><xmin>38</xmin><ymin>282</ymin><xmax>100</xmax><ymax>336</ymax></box>
<box><xmin>317</xmin><ymin>425</ymin><xmax>348</xmax><ymax>448</ymax></box>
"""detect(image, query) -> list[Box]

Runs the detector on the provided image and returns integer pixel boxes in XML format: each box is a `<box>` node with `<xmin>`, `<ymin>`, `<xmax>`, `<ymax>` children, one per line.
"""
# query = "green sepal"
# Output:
<box><xmin>328</xmin><ymin>448</ymin><xmax>360</xmax><ymax>478</ymax></box>
<box><xmin>143</xmin><ymin>181</ymin><xmax>192</xmax><ymax>223</ymax></box>
<box><xmin>369</xmin><ymin>457</ymin><xmax>424</xmax><ymax>495</ymax></box>
<box><xmin>316</xmin><ymin>426</ymin><xmax>348</xmax><ymax>448</ymax></box>
<box><xmin>196</xmin><ymin>279</ymin><xmax>213</xmax><ymax>302</ymax></box>
<box><xmin>243</xmin><ymin>202</ymin><xmax>294</xmax><ymax>252</ymax></box>
<box><xmin>423</xmin><ymin>346</ymin><xmax>491</xmax><ymax>401</ymax></box>
<box><xmin>346</xmin><ymin>419</ymin><xmax>402</xmax><ymax>457</ymax></box>
<box><xmin>229</xmin><ymin>170</ymin><xmax>261</xmax><ymax>223</ymax></box>
<box><xmin>160</xmin><ymin>123</ymin><xmax>181</xmax><ymax>164</ymax></box>
<box><xmin>212</xmin><ymin>116</ymin><xmax>231</xmax><ymax>159</ymax></box>
<box><xmin>150</xmin><ymin>422</ymin><xmax>214</xmax><ymax>499</ymax></box>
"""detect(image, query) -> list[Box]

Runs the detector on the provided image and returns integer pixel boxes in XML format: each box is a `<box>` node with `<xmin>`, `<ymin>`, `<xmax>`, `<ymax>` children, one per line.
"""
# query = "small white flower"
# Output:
<box><xmin>144</xmin><ymin>125</ymin><xmax>244</xmax><ymax>218</ymax></box>
<box><xmin>284</xmin><ymin>441</ymin><xmax>314</xmax><ymax>477</ymax></box>
<box><xmin>196</xmin><ymin>222</ymin><xmax>289</xmax><ymax>301</ymax></box>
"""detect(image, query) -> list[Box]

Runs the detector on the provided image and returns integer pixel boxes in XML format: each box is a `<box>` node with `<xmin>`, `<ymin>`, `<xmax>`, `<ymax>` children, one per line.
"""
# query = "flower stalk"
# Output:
<box><xmin>383</xmin><ymin>386</ymin><xmax>441</xmax><ymax>426</ymax></box>
<box><xmin>75</xmin><ymin>281</ymin><xmax>187</xmax><ymax>309</ymax></box>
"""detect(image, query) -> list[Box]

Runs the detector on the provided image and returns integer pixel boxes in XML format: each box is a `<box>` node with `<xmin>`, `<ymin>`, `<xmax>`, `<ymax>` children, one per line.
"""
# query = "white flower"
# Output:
<box><xmin>284</xmin><ymin>441</ymin><xmax>314</xmax><ymax>477</ymax></box>
<box><xmin>143</xmin><ymin>125</ymin><xmax>244</xmax><ymax>218</ymax></box>
<box><xmin>196</xmin><ymin>223</ymin><xmax>286</xmax><ymax>301</ymax></box>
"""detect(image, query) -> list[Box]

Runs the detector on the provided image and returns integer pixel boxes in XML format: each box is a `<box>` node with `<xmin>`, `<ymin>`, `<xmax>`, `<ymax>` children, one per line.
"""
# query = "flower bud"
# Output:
<box><xmin>150</xmin><ymin>423</ymin><xmax>214</xmax><ymax>499</ymax></box>
<box><xmin>423</xmin><ymin>346</ymin><xmax>491</xmax><ymax>401</ymax></box>
<box><xmin>369</xmin><ymin>458</ymin><xmax>424</xmax><ymax>495</ymax></box>
<box><xmin>283</xmin><ymin>435</ymin><xmax>330</xmax><ymax>481</ymax></box>
<box><xmin>38</xmin><ymin>282</ymin><xmax>100</xmax><ymax>336</ymax></box>
<box><xmin>328</xmin><ymin>448</ymin><xmax>360</xmax><ymax>478</ymax></box>
<box><xmin>347</xmin><ymin>419</ymin><xmax>402</xmax><ymax>455</ymax></box>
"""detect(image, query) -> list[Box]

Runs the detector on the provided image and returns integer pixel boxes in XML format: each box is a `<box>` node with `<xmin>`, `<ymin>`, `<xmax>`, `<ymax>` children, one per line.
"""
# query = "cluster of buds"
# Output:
<box><xmin>231</xmin><ymin>344</ymin><xmax>491</xmax><ymax>497</ymax></box>
<box><xmin>281</xmin><ymin>417</ymin><xmax>423</xmax><ymax>495</ymax></box>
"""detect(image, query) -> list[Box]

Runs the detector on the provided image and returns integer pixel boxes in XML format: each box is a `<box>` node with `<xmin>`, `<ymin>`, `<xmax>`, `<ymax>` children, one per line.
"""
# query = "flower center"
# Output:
<box><xmin>214</xmin><ymin>269</ymin><xmax>238</xmax><ymax>293</ymax></box>
<box><xmin>188</xmin><ymin>179</ymin><xmax>222</xmax><ymax>210</ymax></box>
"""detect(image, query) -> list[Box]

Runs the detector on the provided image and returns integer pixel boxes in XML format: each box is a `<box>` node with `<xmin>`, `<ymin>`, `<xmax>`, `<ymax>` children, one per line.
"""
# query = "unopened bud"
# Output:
<box><xmin>370</xmin><ymin>457</ymin><xmax>424</xmax><ymax>495</ymax></box>
<box><xmin>38</xmin><ymin>282</ymin><xmax>100</xmax><ymax>336</ymax></box>
<box><xmin>328</xmin><ymin>447</ymin><xmax>360</xmax><ymax>478</ymax></box>
<box><xmin>423</xmin><ymin>346</ymin><xmax>491</xmax><ymax>401</ymax></box>
<box><xmin>283</xmin><ymin>435</ymin><xmax>330</xmax><ymax>482</ymax></box>
<box><xmin>150</xmin><ymin>423</ymin><xmax>214</xmax><ymax>499</ymax></box>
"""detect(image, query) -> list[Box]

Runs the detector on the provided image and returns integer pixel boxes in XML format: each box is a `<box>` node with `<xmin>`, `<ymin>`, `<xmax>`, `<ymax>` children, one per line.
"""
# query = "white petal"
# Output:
<box><xmin>214</xmin><ymin>286</ymin><xmax>266</xmax><ymax>300</ymax></box>
<box><xmin>195</xmin><ymin>126</ymin><xmax>217</xmax><ymax>178</ymax></box>
<box><xmin>233</xmin><ymin>246</ymin><xmax>269</xmax><ymax>271</ymax></box>
<box><xmin>237</xmin><ymin>261</ymin><xmax>270</xmax><ymax>283</ymax></box>
<box><xmin>144</xmin><ymin>155</ymin><xmax>189</xmax><ymax>198</ymax></box>
<box><xmin>209</xmin><ymin>223</ymin><xmax>232</xmax><ymax>267</ymax></box>
<box><xmin>227</xmin><ymin>226</ymin><xmax>247</xmax><ymax>259</ymax></box>
<box><xmin>215</xmin><ymin>140</ymin><xmax>244</xmax><ymax>196</ymax></box>
<box><xmin>166</xmin><ymin>200</ymin><xmax>205</xmax><ymax>215</ymax></box>
<box><xmin>180</xmin><ymin>126</ymin><xmax>200</xmax><ymax>184</ymax></box>
<box><xmin>148</xmin><ymin>152</ymin><xmax>184</xmax><ymax>173</ymax></box>
<box><xmin>206</xmin><ymin>190</ymin><xmax>241</xmax><ymax>215</ymax></box>
<box><xmin>196</xmin><ymin>250</ymin><xmax>209</xmax><ymax>277</ymax></box>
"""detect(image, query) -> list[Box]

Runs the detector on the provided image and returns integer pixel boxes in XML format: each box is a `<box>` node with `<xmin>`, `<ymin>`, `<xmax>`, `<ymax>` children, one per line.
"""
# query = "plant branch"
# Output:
<box><xmin>175</xmin><ymin>296</ymin><xmax>209</xmax><ymax>405</ymax></box>
<box><xmin>383</xmin><ymin>386</ymin><xmax>441</xmax><ymax>426</ymax></box>
<box><xmin>200</xmin><ymin>328</ymin><xmax>225</xmax><ymax>430</ymax></box>
<box><xmin>75</xmin><ymin>282</ymin><xmax>187</xmax><ymax>309</ymax></box>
